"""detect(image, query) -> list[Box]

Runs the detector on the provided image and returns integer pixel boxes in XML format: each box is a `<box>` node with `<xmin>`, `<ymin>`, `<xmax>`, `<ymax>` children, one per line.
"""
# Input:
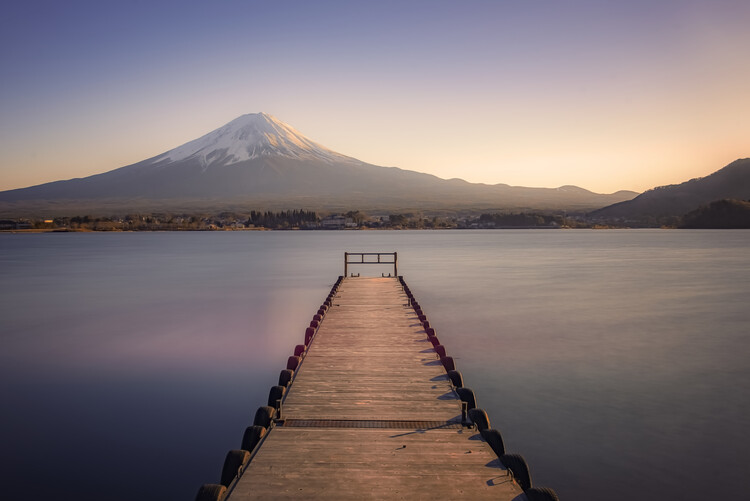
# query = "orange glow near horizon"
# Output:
<box><xmin>1</xmin><ymin>2</ymin><xmax>748</xmax><ymax>194</ymax></box>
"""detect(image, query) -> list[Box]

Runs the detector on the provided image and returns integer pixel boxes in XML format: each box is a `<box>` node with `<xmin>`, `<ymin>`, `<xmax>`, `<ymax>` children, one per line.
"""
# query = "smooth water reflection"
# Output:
<box><xmin>1</xmin><ymin>230</ymin><xmax>748</xmax><ymax>500</ymax></box>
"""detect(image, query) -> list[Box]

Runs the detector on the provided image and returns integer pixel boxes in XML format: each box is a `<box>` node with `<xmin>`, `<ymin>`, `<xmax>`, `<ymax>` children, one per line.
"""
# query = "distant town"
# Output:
<box><xmin>3</xmin><ymin>199</ymin><xmax>748</xmax><ymax>232</ymax></box>
<box><xmin>1</xmin><ymin>209</ymin><xmax>592</xmax><ymax>232</ymax></box>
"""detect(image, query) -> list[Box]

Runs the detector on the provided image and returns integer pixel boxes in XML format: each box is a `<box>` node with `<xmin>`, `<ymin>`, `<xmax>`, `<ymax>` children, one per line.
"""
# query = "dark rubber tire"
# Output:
<box><xmin>240</xmin><ymin>425</ymin><xmax>266</xmax><ymax>452</ymax></box>
<box><xmin>287</xmin><ymin>355</ymin><xmax>301</xmax><ymax>371</ymax></box>
<box><xmin>319</xmin><ymin>304</ymin><xmax>328</xmax><ymax>312</ymax></box>
<box><xmin>313</xmin><ymin>314</ymin><xmax>322</xmax><ymax>322</ymax></box>
<box><xmin>305</xmin><ymin>327</ymin><xmax>315</xmax><ymax>345</ymax></box>
<box><xmin>447</xmin><ymin>369</ymin><xmax>463</xmax><ymax>388</ymax></box>
<box><xmin>434</xmin><ymin>344</ymin><xmax>447</xmax><ymax>358</ymax></box>
<box><xmin>429</xmin><ymin>336</ymin><xmax>441</xmax><ymax>347</ymax></box>
<box><xmin>317</xmin><ymin>308</ymin><xmax>326</xmax><ymax>316</ymax></box>
<box><xmin>440</xmin><ymin>356</ymin><xmax>455</xmax><ymax>372</ymax></box>
<box><xmin>480</xmin><ymin>428</ymin><xmax>505</xmax><ymax>457</ymax></box>
<box><xmin>267</xmin><ymin>385</ymin><xmax>286</xmax><ymax>409</ymax></box>
<box><xmin>220</xmin><ymin>449</ymin><xmax>250</xmax><ymax>487</ymax></box>
<box><xmin>468</xmin><ymin>408</ymin><xmax>491</xmax><ymax>430</ymax></box>
<box><xmin>524</xmin><ymin>487</ymin><xmax>559</xmax><ymax>501</ymax></box>
<box><xmin>195</xmin><ymin>483</ymin><xmax>227</xmax><ymax>501</ymax></box>
<box><xmin>278</xmin><ymin>369</ymin><xmax>294</xmax><ymax>387</ymax></box>
<box><xmin>418</xmin><ymin>314</ymin><xmax>427</xmax><ymax>323</ymax></box>
<box><xmin>309</xmin><ymin>319</ymin><xmax>319</xmax><ymax>328</ymax></box>
<box><xmin>456</xmin><ymin>387</ymin><xmax>477</xmax><ymax>410</ymax></box>
<box><xmin>294</xmin><ymin>344</ymin><xmax>305</xmax><ymax>357</ymax></box>
<box><xmin>500</xmin><ymin>453</ymin><xmax>532</xmax><ymax>491</ymax></box>
<box><xmin>253</xmin><ymin>406</ymin><xmax>276</xmax><ymax>428</ymax></box>
<box><xmin>426</xmin><ymin>327</ymin><xmax>436</xmax><ymax>337</ymax></box>
<box><xmin>423</xmin><ymin>320</ymin><xmax>430</xmax><ymax>329</ymax></box>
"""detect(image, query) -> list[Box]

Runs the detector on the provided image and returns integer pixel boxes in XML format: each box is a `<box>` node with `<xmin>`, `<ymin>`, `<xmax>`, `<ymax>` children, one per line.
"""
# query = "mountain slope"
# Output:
<box><xmin>591</xmin><ymin>158</ymin><xmax>750</xmax><ymax>220</ymax></box>
<box><xmin>680</xmin><ymin>199</ymin><xmax>750</xmax><ymax>228</ymax></box>
<box><xmin>0</xmin><ymin>113</ymin><xmax>638</xmax><ymax>215</ymax></box>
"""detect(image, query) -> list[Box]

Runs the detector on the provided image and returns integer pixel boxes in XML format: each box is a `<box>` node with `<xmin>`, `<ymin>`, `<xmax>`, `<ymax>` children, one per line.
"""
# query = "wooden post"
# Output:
<box><xmin>394</xmin><ymin>252</ymin><xmax>398</xmax><ymax>277</ymax></box>
<box><xmin>344</xmin><ymin>252</ymin><xmax>348</xmax><ymax>277</ymax></box>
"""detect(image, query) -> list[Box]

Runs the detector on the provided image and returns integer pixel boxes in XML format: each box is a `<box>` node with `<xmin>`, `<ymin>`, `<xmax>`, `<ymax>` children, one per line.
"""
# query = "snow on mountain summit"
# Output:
<box><xmin>159</xmin><ymin>113</ymin><xmax>360</xmax><ymax>167</ymax></box>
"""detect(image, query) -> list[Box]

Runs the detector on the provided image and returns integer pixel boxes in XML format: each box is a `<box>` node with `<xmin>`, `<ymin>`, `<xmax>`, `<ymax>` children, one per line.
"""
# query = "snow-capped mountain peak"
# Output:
<box><xmin>159</xmin><ymin>113</ymin><xmax>359</xmax><ymax>166</ymax></box>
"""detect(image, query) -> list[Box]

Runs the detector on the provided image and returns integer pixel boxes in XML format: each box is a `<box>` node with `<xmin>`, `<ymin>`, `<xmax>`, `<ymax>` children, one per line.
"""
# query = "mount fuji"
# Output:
<box><xmin>0</xmin><ymin>113</ymin><xmax>637</xmax><ymax>215</ymax></box>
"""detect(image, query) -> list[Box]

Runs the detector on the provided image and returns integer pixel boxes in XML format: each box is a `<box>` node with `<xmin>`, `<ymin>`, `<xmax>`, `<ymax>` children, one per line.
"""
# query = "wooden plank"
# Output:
<box><xmin>229</xmin><ymin>428</ymin><xmax>519</xmax><ymax>500</ymax></box>
<box><xmin>225</xmin><ymin>277</ymin><xmax>523</xmax><ymax>500</ymax></box>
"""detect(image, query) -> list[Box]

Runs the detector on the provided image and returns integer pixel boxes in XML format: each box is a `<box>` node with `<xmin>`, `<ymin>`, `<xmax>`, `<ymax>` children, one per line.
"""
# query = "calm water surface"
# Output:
<box><xmin>1</xmin><ymin>230</ymin><xmax>748</xmax><ymax>500</ymax></box>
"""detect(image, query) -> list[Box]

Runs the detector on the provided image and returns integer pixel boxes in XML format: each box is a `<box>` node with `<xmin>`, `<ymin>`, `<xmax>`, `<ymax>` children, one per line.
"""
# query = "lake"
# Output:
<box><xmin>1</xmin><ymin>230</ymin><xmax>748</xmax><ymax>500</ymax></box>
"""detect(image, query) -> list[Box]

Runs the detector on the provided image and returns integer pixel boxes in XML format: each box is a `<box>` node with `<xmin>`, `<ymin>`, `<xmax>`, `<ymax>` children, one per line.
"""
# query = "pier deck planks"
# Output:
<box><xmin>226</xmin><ymin>277</ymin><xmax>523</xmax><ymax>500</ymax></box>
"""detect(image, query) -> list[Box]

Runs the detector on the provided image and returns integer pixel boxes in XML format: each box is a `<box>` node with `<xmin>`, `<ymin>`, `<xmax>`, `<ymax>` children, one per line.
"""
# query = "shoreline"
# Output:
<box><xmin>1</xmin><ymin>226</ymin><xmax>684</xmax><ymax>234</ymax></box>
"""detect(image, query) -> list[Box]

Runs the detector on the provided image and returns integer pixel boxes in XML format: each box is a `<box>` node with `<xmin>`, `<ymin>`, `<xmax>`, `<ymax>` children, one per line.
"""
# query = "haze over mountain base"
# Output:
<box><xmin>0</xmin><ymin>113</ymin><xmax>637</xmax><ymax>217</ymax></box>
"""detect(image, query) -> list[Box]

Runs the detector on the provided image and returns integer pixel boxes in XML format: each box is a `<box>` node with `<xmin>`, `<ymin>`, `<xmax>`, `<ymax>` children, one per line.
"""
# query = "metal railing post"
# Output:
<box><xmin>342</xmin><ymin>252</ymin><xmax>397</xmax><ymax>277</ymax></box>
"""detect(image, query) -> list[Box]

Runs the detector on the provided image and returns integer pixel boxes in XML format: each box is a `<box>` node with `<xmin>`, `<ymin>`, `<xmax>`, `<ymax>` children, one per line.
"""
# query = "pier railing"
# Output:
<box><xmin>344</xmin><ymin>251</ymin><xmax>397</xmax><ymax>277</ymax></box>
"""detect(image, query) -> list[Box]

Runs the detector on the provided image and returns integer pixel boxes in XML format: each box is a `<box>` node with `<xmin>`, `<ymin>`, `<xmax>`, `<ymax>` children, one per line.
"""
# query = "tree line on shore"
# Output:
<box><xmin>3</xmin><ymin>199</ymin><xmax>747</xmax><ymax>231</ymax></box>
<box><xmin>1</xmin><ymin>209</ymin><xmax>578</xmax><ymax>231</ymax></box>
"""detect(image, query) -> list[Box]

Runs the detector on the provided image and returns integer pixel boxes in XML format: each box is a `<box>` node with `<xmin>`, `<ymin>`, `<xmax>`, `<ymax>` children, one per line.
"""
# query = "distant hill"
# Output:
<box><xmin>680</xmin><ymin>199</ymin><xmax>750</xmax><ymax>229</ymax></box>
<box><xmin>591</xmin><ymin>158</ymin><xmax>750</xmax><ymax>223</ymax></box>
<box><xmin>0</xmin><ymin>113</ymin><xmax>637</xmax><ymax>217</ymax></box>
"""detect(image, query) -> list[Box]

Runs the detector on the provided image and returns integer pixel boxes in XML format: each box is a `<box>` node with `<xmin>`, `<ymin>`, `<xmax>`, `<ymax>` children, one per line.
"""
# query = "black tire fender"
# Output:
<box><xmin>524</xmin><ymin>487</ymin><xmax>560</xmax><ymax>501</ymax></box>
<box><xmin>440</xmin><ymin>356</ymin><xmax>455</xmax><ymax>372</ymax></box>
<box><xmin>267</xmin><ymin>385</ymin><xmax>286</xmax><ymax>409</ymax></box>
<box><xmin>480</xmin><ymin>428</ymin><xmax>505</xmax><ymax>457</ymax></box>
<box><xmin>253</xmin><ymin>406</ymin><xmax>276</xmax><ymax>429</ymax></box>
<box><xmin>278</xmin><ymin>369</ymin><xmax>294</xmax><ymax>387</ymax></box>
<box><xmin>456</xmin><ymin>387</ymin><xmax>477</xmax><ymax>410</ymax></box>
<box><xmin>220</xmin><ymin>449</ymin><xmax>250</xmax><ymax>487</ymax></box>
<box><xmin>194</xmin><ymin>483</ymin><xmax>227</xmax><ymax>501</ymax></box>
<box><xmin>500</xmin><ymin>453</ymin><xmax>532</xmax><ymax>490</ymax></box>
<box><xmin>434</xmin><ymin>344</ymin><xmax>447</xmax><ymax>358</ymax></box>
<box><xmin>467</xmin><ymin>408</ymin><xmax>491</xmax><ymax>430</ymax></box>
<box><xmin>447</xmin><ymin>369</ymin><xmax>463</xmax><ymax>388</ymax></box>
<box><xmin>287</xmin><ymin>355</ymin><xmax>301</xmax><ymax>371</ymax></box>
<box><xmin>240</xmin><ymin>425</ymin><xmax>267</xmax><ymax>453</ymax></box>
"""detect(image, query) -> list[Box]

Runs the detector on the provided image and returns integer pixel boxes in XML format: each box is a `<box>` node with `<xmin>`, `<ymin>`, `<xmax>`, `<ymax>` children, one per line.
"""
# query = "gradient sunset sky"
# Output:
<box><xmin>1</xmin><ymin>0</ymin><xmax>748</xmax><ymax>193</ymax></box>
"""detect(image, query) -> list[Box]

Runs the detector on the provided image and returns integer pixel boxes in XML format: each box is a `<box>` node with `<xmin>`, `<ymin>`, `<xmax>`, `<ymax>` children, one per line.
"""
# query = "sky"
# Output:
<box><xmin>1</xmin><ymin>0</ymin><xmax>749</xmax><ymax>194</ymax></box>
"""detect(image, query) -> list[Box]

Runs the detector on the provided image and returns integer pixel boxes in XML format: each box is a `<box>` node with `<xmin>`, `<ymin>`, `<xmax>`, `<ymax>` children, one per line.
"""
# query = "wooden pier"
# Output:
<box><xmin>196</xmin><ymin>253</ymin><xmax>558</xmax><ymax>501</ymax></box>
